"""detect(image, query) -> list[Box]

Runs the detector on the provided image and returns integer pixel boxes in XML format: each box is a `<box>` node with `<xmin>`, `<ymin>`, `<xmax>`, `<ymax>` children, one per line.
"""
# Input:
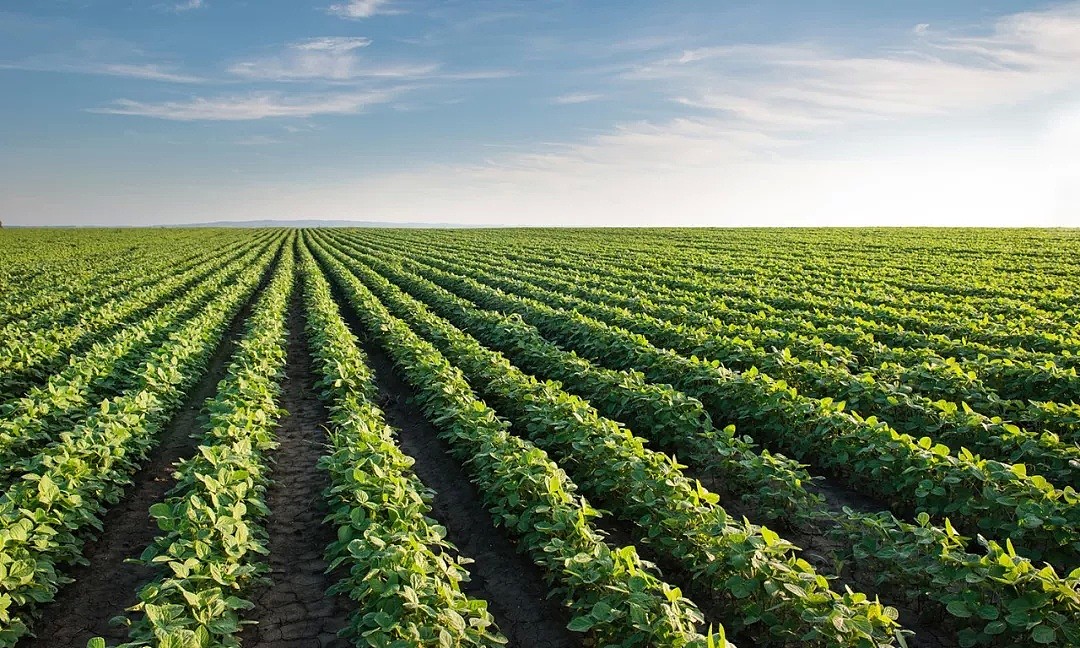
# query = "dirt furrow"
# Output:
<box><xmin>23</xmin><ymin>273</ymin><xmax>270</xmax><ymax>647</ymax></box>
<box><xmin>239</xmin><ymin>289</ymin><xmax>351</xmax><ymax>648</ymax></box>
<box><xmin>356</xmin><ymin>338</ymin><xmax>581</xmax><ymax>648</ymax></box>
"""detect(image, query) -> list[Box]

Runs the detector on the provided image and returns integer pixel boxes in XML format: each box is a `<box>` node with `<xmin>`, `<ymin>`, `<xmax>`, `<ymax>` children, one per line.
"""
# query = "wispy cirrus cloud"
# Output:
<box><xmin>438</xmin><ymin>69</ymin><xmax>515</xmax><ymax>80</ymax></box>
<box><xmin>91</xmin><ymin>89</ymin><xmax>401</xmax><ymax>121</ymax></box>
<box><xmin>85</xmin><ymin>30</ymin><xmax>513</xmax><ymax>124</ymax></box>
<box><xmin>0</xmin><ymin>60</ymin><xmax>203</xmax><ymax>83</ymax></box>
<box><xmin>551</xmin><ymin>92</ymin><xmax>603</xmax><ymax>105</ymax></box>
<box><xmin>279</xmin><ymin>2</ymin><xmax>1080</xmax><ymax>227</ymax></box>
<box><xmin>293</xmin><ymin>36</ymin><xmax>372</xmax><ymax>51</ymax></box>
<box><xmin>327</xmin><ymin>0</ymin><xmax>398</xmax><ymax>20</ymax></box>
<box><xmin>174</xmin><ymin>0</ymin><xmax>205</xmax><ymax>11</ymax></box>
<box><xmin>227</xmin><ymin>36</ymin><xmax>436</xmax><ymax>81</ymax></box>
<box><xmin>226</xmin><ymin>36</ymin><xmax>511</xmax><ymax>82</ymax></box>
<box><xmin>617</xmin><ymin>4</ymin><xmax>1080</xmax><ymax>137</ymax></box>
<box><xmin>97</xmin><ymin>62</ymin><xmax>204</xmax><ymax>83</ymax></box>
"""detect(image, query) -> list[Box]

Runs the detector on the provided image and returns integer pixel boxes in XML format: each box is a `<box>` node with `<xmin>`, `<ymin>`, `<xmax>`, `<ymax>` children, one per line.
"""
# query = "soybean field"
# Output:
<box><xmin>0</xmin><ymin>227</ymin><xmax>1078</xmax><ymax>648</ymax></box>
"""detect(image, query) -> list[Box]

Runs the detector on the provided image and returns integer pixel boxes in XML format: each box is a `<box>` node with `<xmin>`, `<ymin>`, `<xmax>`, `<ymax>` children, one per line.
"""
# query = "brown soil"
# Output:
<box><xmin>357</xmin><ymin>339</ymin><xmax>581</xmax><ymax>648</ymax></box>
<box><xmin>239</xmin><ymin>288</ymin><xmax>351</xmax><ymax>648</ymax></box>
<box><xmin>804</xmin><ymin>474</ymin><xmax>892</xmax><ymax>515</ymax></box>
<box><xmin>22</xmin><ymin>275</ymin><xmax>269</xmax><ymax>648</ymax></box>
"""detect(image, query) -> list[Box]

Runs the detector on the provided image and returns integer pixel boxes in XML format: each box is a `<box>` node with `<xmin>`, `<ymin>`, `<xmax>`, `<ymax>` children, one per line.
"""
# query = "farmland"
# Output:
<box><xmin>0</xmin><ymin>227</ymin><xmax>1078</xmax><ymax>648</ymax></box>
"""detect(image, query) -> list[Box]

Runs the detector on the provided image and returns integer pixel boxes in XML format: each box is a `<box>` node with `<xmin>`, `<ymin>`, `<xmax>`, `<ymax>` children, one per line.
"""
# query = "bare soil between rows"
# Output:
<box><xmin>23</xmin><ymin>274</ymin><xmax>269</xmax><ymax>648</ymax></box>
<box><xmin>338</xmin><ymin>311</ymin><xmax>580</xmax><ymax>647</ymax></box>
<box><xmin>238</xmin><ymin>287</ymin><xmax>351</xmax><ymax>648</ymax></box>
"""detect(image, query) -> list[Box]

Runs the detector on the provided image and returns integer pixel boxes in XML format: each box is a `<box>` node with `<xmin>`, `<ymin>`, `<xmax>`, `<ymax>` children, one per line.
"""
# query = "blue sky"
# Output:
<box><xmin>1</xmin><ymin>1</ymin><xmax>1078</xmax><ymax>226</ymax></box>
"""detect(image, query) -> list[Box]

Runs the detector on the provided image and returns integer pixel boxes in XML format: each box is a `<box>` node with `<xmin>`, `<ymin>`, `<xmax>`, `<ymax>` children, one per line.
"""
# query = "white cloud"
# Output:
<box><xmin>327</xmin><ymin>0</ymin><xmax>398</xmax><ymax>20</ymax></box>
<box><xmin>991</xmin><ymin>4</ymin><xmax>1080</xmax><ymax>57</ymax></box>
<box><xmin>0</xmin><ymin>60</ymin><xmax>203</xmax><ymax>83</ymax></box>
<box><xmin>225</xmin><ymin>37</ymin><xmax>510</xmax><ymax>82</ymax></box>
<box><xmin>620</xmin><ymin>5</ymin><xmax>1080</xmax><ymax>136</ymax></box>
<box><xmin>292</xmin><ymin>36</ymin><xmax>372</xmax><ymax>52</ymax></box>
<box><xmin>95</xmin><ymin>63</ymin><xmax>204</xmax><ymax>83</ymax></box>
<box><xmin>173</xmin><ymin>0</ymin><xmax>205</xmax><ymax>12</ymax></box>
<box><xmin>438</xmin><ymin>69</ymin><xmax>516</xmax><ymax>80</ymax></box>
<box><xmin>252</xmin><ymin>2</ymin><xmax>1078</xmax><ymax>227</ymax></box>
<box><xmin>227</xmin><ymin>37</ymin><xmax>436</xmax><ymax>81</ymax></box>
<box><xmin>552</xmin><ymin>93</ymin><xmax>603</xmax><ymax>105</ymax></box>
<box><xmin>90</xmin><ymin>89</ymin><xmax>400</xmax><ymax>121</ymax></box>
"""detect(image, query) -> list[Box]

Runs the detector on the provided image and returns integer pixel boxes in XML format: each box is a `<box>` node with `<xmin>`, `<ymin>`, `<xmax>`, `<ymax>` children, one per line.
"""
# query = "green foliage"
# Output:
<box><xmin>310</xmin><ymin>235</ymin><xmax>726</xmax><ymax>647</ymax></box>
<box><xmin>5</xmin><ymin>225</ymin><xmax>1079</xmax><ymax>648</ymax></box>
<box><xmin>0</xmin><ymin>237</ymin><xmax>272</xmax><ymax>490</ymax></box>
<box><xmin>0</xmin><ymin>231</ymin><xmax>279</xmax><ymax>402</ymax></box>
<box><xmin>300</xmin><ymin>247</ymin><xmax>506</xmax><ymax>646</ymax></box>
<box><xmin>104</xmin><ymin>236</ymin><xmax>296</xmax><ymax>648</ymax></box>
<box><xmin>318</xmin><ymin>227</ymin><xmax>1080</xmax><ymax>647</ymax></box>
<box><xmin>0</xmin><ymin>233</ymin><xmax>284</xmax><ymax>647</ymax></box>
<box><xmin>318</xmin><ymin>236</ymin><xmax>900</xmax><ymax>648</ymax></box>
<box><xmin>358</xmin><ymin>238</ymin><xmax>1080</xmax><ymax>566</ymax></box>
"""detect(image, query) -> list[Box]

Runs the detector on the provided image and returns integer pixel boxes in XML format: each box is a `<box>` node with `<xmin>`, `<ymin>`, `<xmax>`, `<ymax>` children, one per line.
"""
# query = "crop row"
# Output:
<box><xmin>298</xmin><ymin>244</ymin><xmax>506</xmax><ymax>646</ymax></box>
<box><xmin>381</xmin><ymin>233</ymin><xmax>1080</xmax><ymax>435</ymax></box>
<box><xmin>356</xmin><ymin>231</ymin><xmax>1080</xmax><ymax>449</ymax></box>
<box><xmin>0</xmin><ymin>232</ymin><xmax>244</xmax><ymax>363</ymax></box>
<box><xmin>481</xmin><ymin>228</ymin><xmax>1078</xmax><ymax>319</ymax></box>
<box><xmin>321</xmin><ymin>234</ymin><xmax>1080</xmax><ymax>647</ymax></box>
<box><xmin>354</xmin><ymin>227</ymin><xmax>1078</xmax><ymax>320</ymax></box>
<box><xmin>0</xmin><ymin>236</ymin><xmax>279</xmax><ymax>491</ymax></box>
<box><xmin>361</xmin><ymin>230</ymin><xmax>1080</xmax><ymax>400</ymax></box>
<box><xmin>425</xmin><ymin>230</ymin><xmax>1080</xmax><ymax>355</ymax></box>
<box><xmin>103</xmin><ymin>235</ymin><xmax>296</xmax><ymax>647</ymax></box>
<box><xmin>326</xmin><ymin>234</ymin><xmax>1080</xmax><ymax>568</ymax></box>
<box><xmin>0</xmin><ymin>237</ymin><xmax>280</xmax><ymax>646</ymax></box>
<box><xmin>372</xmin><ymin>240</ymin><xmax>1080</xmax><ymax>489</ymax></box>
<box><xmin>0</xmin><ymin>231</ymin><xmax>280</xmax><ymax>405</ymax></box>
<box><xmin>308</xmin><ymin>234</ymin><xmax>728</xmax><ymax>647</ymax></box>
<box><xmin>0</xmin><ymin>230</ymin><xmax>248</xmax><ymax>332</ymax></box>
<box><xmin>312</xmin><ymin>233</ymin><xmax>901</xmax><ymax>647</ymax></box>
